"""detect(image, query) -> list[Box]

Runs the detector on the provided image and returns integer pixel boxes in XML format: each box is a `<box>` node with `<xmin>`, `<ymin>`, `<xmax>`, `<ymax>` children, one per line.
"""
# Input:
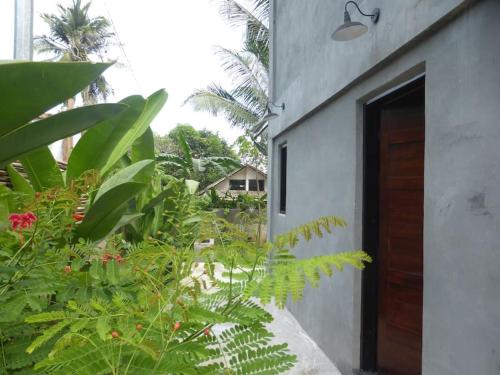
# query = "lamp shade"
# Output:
<box><xmin>262</xmin><ymin>111</ymin><xmax>278</xmax><ymax>122</ymax></box>
<box><xmin>331</xmin><ymin>21</ymin><xmax>368</xmax><ymax>41</ymax></box>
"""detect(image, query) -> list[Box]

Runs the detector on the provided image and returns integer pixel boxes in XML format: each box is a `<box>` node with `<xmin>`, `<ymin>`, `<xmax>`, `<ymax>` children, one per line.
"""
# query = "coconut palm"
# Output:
<box><xmin>185</xmin><ymin>0</ymin><xmax>270</xmax><ymax>154</ymax></box>
<box><xmin>35</xmin><ymin>0</ymin><xmax>115</xmax><ymax>160</ymax></box>
<box><xmin>35</xmin><ymin>0</ymin><xmax>115</xmax><ymax>104</ymax></box>
<box><xmin>219</xmin><ymin>0</ymin><xmax>269</xmax><ymax>51</ymax></box>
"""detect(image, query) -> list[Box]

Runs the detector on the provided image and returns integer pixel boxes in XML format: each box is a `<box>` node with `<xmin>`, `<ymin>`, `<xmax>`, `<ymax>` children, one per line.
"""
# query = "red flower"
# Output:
<box><xmin>8</xmin><ymin>214</ymin><xmax>21</xmax><ymax>230</ymax></box>
<box><xmin>111</xmin><ymin>331</ymin><xmax>120</xmax><ymax>338</ymax></box>
<box><xmin>64</xmin><ymin>265</ymin><xmax>72</xmax><ymax>273</ymax></box>
<box><xmin>173</xmin><ymin>322</ymin><xmax>181</xmax><ymax>331</ymax></box>
<box><xmin>204</xmin><ymin>328</ymin><xmax>211</xmax><ymax>336</ymax></box>
<box><xmin>114</xmin><ymin>254</ymin><xmax>123</xmax><ymax>263</ymax></box>
<box><xmin>73</xmin><ymin>213</ymin><xmax>84</xmax><ymax>222</ymax></box>
<box><xmin>102</xmin><ymin>253</ymin><xmax>113</xmax><ymax>264</ymax></box>
<box><xmin>25</xmin><ymin>212</ymin><xmax>36</xmax><ymax>221</ymax></box>
<box><xmin>9</xmin><ymin>212</ymin><xmax>37</xmax><ymax>230</ymax></box>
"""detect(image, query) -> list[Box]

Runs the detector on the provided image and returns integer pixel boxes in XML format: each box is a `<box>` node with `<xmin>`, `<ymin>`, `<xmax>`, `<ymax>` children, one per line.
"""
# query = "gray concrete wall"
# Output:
<box><xmin>270</xmin><ymin>0</ymin><xmax>471</xmax><ymax>139</ymax></box>
<box><xmin>269</xmin><ymin>1</ymin><xmax>500</xmax><ymax>374</ymax></box>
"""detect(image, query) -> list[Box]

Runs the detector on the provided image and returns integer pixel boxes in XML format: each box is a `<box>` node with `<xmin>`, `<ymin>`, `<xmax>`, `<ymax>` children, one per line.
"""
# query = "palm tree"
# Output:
<box><xmin>35</xmin><ymin>0</ymin><xmax>115</xmax><ymax>160</ymax></box>
<box><xmin>185</xmin><ymin>0</ymin><xmax>270</xmax><ymax>155</ymax></box>
<box><xmin>219</xmin><ymin>0</ymin><xmax>269</xmax><ymax>52</ymax></box>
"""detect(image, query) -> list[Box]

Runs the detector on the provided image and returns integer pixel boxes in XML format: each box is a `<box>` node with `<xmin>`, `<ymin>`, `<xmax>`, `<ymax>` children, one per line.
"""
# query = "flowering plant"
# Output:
<box><xmin>0</xmin><ymin>182</ymin><xmax>370</xmax><ymax>374</ymax></box>
<box><xmin>8</xmin><ymin>212</ymin><xmax>37</xmax><ymax>230</ymax></box>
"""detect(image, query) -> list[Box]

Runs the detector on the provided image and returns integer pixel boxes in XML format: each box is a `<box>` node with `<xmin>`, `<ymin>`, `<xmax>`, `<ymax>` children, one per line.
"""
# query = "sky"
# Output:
<box><xmin>1</xmin><ymin>0</ymin><xmax>246</xmax><ymax>144</ymax></box>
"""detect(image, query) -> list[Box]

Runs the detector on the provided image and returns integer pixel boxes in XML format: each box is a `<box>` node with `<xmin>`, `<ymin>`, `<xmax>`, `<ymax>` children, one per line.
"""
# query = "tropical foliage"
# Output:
<box><xmin>35</xmin><ymin>0</ymin><xmax>116</xmax><ymax>160</ymax></box>
<box><xmin>35</xmin><ymin>0</ymin><xmax>115</xmax><ymax>104</ymax></box>
<box><xmin>0</xmin><ymin>61</ymin><xmax>124</xmax><ymax>168</ymax></box>
<box><xmin>0</xmin><ymin>61</ymin><xmax>371</xmax><ymax>374</ymax></box>
<box><xmin>185</xmin><ymin>0</ymin><xmax>270</xmax><ymax>155</ymax></box>
<box><xmin>155</xmin><ymin>124</ymin><xmax>240</xmax><ymax>189</ymax></box>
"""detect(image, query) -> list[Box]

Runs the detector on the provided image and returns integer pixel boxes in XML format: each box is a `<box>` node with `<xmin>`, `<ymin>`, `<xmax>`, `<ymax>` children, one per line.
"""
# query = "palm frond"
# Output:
<box><xmin>214</xmin><ymin>46</ymin><xmax>268</xmax><ymax>97</ymax></box>
<box><xmin>35</xmin><ymin>0</ymin><xmax>115</xmax><ymax>104</ymax></box>
<box><xmin>218</xmin><ymin>0</ymin><xmax>269</xmax><ymax>45</ymax></box>
<box><xmin>185</xmin><ymin>84</ymin><xmax>260</xmax><ymax>128</ymax></box>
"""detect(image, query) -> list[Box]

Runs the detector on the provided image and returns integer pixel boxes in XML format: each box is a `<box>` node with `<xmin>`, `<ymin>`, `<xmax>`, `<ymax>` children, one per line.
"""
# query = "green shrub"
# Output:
<box><xmin>0</xmin><ymin>183</ymin><xmax>370</xmax><ymax>374</ymax></box>
<box><xmin>0</xmin><ymin>61</ymin><xmax>371</xmax><ymax>374</ymax></box>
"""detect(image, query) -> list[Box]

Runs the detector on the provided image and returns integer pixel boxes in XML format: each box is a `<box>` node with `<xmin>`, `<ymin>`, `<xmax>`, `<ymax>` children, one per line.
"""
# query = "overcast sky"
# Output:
<box><xmin>1</xmin><ymin>0</ymin><xmax>246</xmax><ymax>143</ymax></box>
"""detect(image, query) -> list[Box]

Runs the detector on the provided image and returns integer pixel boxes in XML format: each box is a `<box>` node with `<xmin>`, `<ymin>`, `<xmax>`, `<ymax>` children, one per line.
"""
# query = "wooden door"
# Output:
<box><xmin>377</xmin><ymin>94</ymin><xmax>424</xmax><ymax>375</ymax></box>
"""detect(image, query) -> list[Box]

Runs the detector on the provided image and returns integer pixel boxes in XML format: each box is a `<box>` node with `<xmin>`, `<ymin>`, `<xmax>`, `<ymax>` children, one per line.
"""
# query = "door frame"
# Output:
<box><xmin>360</xmin><ymin>77</ymin><xmax>425</xmax><ymax>372</ymax></box>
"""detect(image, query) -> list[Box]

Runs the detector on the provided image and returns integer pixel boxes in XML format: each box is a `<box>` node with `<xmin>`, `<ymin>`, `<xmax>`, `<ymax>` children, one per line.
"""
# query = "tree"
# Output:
<box><xmin>35</xmin><ymin>0</ymin><xmax>115</xmax><ymax>160</ymax></box>
<box><xmin>155</xmin><ymin>124</ymin><xmax>240</xmax><ymax>189</ymax></box>
<box><xmin>185</xmin><ymin>0</ymin><xmax>270</xmax><ymax>155</ymax></box>
<box><xmin>234</xmin><ymin>135</ymin><xmax>266</xmax><ymax>172</ymax></box>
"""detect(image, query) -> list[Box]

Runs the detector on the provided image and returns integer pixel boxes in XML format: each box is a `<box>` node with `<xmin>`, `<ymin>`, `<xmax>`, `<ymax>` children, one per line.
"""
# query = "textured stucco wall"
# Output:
<box><xmin>269</xmin><ymin>0</ymin><xmax>500</xmax><ymax>374</ymax></box>
<box><xmin>270</xmin><ymin>0</ymin><xmax>470</xmax><ymax>138</ymax></box>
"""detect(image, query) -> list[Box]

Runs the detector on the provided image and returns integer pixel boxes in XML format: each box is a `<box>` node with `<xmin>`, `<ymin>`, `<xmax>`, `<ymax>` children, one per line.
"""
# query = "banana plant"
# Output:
<box><xmin>1</xmin><ymin>61</ymin><xmax>172</xmax><ymax>241</ymax></box>
<box><xmin>0</xmin><ymin>61</ymin><xmax>126</xmax><ymax>167</ymax></box>
<box><xmin>67</xmin><ymin>90</ymin><xmax>167</xmax><ymax>241</ymax></box>
<box><xmin>157</xmin><ymin>130</ymin><xmax>241</xmax><ymax>193</ymax></box>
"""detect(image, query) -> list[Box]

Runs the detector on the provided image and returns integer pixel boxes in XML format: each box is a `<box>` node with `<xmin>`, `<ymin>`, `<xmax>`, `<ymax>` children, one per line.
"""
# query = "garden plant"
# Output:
<box><xmin>0</xmin><ymin>61</ymin><xmax>370</xmax><ymax>374</ymax></box>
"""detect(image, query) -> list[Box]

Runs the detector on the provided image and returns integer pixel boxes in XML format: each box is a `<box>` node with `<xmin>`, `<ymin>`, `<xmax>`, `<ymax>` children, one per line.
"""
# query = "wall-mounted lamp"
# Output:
<box><xmin>252</xmin><ymin>102</ymin><xmax>285</xmax><ymax>138</ymax></box>
<box><xmin>331</xmin><ymin>1</ymin><xmax>380</xmax><ymax>41</ymax></box>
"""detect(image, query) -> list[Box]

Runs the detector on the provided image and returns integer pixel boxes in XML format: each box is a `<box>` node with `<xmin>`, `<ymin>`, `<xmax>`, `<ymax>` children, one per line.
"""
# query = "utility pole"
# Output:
<box><xmin>14</xmin><ymin>0</ymin><xmax>33</xmax><ymax>60</ymax></box>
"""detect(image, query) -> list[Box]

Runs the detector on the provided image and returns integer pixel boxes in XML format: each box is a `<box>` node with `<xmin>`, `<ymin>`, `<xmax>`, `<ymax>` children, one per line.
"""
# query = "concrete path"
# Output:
<box><xmin>192</xmin><ymin>263</ymin><xmax>341</xmax><ymax>374</ymax></box>
<box><xmin>265</xmin><ymin>303</ymin><xmax>342</xmax><ymax>375</ymax></box>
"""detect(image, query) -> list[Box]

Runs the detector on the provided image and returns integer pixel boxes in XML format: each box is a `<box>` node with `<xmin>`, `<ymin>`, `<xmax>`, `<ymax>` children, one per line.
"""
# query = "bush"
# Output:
<box><xmin>0</xmin><ymin>183</ymin><xmax>370</xmax><ymax>374</ymax></box>
<box><xmin>0</xmin><ymin>61</ymin><xmax>371</xmax><ymax>374</ymax></box>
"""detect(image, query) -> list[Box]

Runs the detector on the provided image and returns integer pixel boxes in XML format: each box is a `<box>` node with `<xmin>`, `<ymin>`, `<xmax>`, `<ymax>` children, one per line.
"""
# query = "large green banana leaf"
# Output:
<box><xmin>6</xmin><ymin>165</ymin><xmax>34</xmax><ymax>198</ymax></box>
<box><xmin>94</xmin><ymin>160</ymin><xmax>154</xmax><ymax>202</ymax></box>
<box><xmin>131</xmin><ymin>127</ymin><xmax>155</xmax><ymax>183</ymax></box>
<box><xmin>100</xmin><ymin>89</ymin><xmax>167</xmax><ymax>175</ymax></box>
<box><xmin>0</xmin><ymin>104</ymin><xmax>125</xmax><ymax>167</ymax></box>
<box><xmin>131</xmin><ymin>127</ymin><xmax>155</xmax><ymax>163</ymax></box>
<box><xmin>76</xmin><ymin>182</ymin><xmax>147</xmax><ymax>241</ymax></box>
<box><xmin>0</xmin><ymin>61</ymin><xmax>112</xmax><ymax>137</ymax></box>
<box><xmin>66</xmin><ymin>96</ymin><xmax>146</xmax><ymax>180</ymax></box>
<box><xmin>0</xmin><ymin>186</ymin><xmax>11</xmax><ymax>230</ymax></box>
<box><xmin>20</xmin><ymin>147</ymin><xmax>64</xmax><ymax>191</ymax></box>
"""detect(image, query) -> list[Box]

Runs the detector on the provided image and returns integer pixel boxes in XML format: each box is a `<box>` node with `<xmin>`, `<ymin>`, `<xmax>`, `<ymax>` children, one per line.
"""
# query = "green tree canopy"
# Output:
<box><xmin>155</xmin><ymin>124</ymin><xmax>239</xmax><ymax>189</ymax></box>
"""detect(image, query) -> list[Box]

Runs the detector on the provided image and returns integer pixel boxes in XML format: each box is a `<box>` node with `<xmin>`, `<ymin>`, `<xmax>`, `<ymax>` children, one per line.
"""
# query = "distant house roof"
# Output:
<box><xmin>201</xmin><ymin>164</ymin><xmax>267</xmax><ymax>194</ymax></box>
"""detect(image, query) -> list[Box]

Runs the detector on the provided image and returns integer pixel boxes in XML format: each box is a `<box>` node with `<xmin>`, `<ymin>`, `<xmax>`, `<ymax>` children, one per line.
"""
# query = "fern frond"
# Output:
<box><xmin>273</xmin><ymin>215</ymin><xmax>347</xmax><ymax>248</ymax></box>
<box><xmin>26</xmin><ymin>320</ymin><xmax>70</xmax><ymax>354</ymax></box>
<box><xmin>248</xmin><ymin>250</ymin><xmax>372</xmax><ymax>308</ymax></box>
<box><xmin>25</xmin><ymin>311</ymin><xmax>67</xmax><ymax>324</ymax></box>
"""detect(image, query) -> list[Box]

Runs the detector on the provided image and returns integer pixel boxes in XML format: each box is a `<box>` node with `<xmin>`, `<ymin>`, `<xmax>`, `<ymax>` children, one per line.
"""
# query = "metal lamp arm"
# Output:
<box><xmin>344</xmin><ymin>1</ymin><xmax>375</xmax><ymax>17</ymax></box>
<box><xmin>344</xmin><ymin>1</ymin><xmax>380</xmax><ymax>23</ymax></box>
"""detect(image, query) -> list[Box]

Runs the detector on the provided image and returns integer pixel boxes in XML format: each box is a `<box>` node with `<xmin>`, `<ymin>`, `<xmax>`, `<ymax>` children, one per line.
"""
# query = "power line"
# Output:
<box><xmin>102</xmin><ymin>0</ymin><xmax>141</xmax><ymax>92</ymax></box>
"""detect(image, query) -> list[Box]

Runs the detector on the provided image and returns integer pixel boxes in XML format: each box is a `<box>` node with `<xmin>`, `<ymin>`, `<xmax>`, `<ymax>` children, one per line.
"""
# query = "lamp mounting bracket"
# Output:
<box><xmin>345</xmin><ymin>1</ymin><xmax>380</xmax><ymax>23</ymax></box>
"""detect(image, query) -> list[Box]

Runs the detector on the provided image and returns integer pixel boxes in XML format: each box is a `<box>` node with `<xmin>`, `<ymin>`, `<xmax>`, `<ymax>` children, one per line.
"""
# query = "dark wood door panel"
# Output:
<box><xmin>387</xmin><ymin>221</ymin><xmax>423</xmax><ymax>240</ymax></box>
<box><xmin>377</xmin><ymin>91</ymin><xmax>424</xmax><ymax>375</ymax></box>
<box><xmin>387</xmin><ymin>142</ymin><xmax>424</xmax><ymax>177</ymax></box>
<box><xmin>387</xmin><ymin>238</ymin><xmax>423</xmax><ymax>273</ymax></box>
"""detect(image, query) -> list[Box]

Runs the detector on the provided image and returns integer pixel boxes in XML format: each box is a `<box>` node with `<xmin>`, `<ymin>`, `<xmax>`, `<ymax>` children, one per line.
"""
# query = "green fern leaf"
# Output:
<box><xmin>26</xmin><ymin>320</ymin><xmax>70</xmax><ymax>354</ymax></box>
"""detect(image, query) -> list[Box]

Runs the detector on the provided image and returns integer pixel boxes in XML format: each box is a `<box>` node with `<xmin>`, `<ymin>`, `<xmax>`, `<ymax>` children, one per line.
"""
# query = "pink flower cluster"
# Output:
<box><xmin>9</xmin><ymin>212</ymin><xmax>37</xmax><ymax>230</ymax></box>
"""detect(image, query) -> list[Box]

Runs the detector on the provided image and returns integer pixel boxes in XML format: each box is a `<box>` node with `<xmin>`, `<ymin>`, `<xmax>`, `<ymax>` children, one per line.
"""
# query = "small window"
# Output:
<box><xmin>248</xmin><ymin>179</ymin><xmax>265</xmax><ymax>191</ymax></box>
<box><xmin>229</xmin><ymin>179</ymin><xmax>246</xmax><ymax>190</ymax></box>
<box><xmin>279</xmin><ymin>144</ymin><xmax>287</xmax><ymax>213</ymax></box>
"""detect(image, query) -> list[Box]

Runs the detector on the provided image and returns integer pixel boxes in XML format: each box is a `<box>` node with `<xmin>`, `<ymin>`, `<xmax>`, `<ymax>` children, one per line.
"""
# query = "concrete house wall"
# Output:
<box><xmin>268</xmin><ymin>1</ymin><xmax>500</xmax><ymax>374</ymax></box>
